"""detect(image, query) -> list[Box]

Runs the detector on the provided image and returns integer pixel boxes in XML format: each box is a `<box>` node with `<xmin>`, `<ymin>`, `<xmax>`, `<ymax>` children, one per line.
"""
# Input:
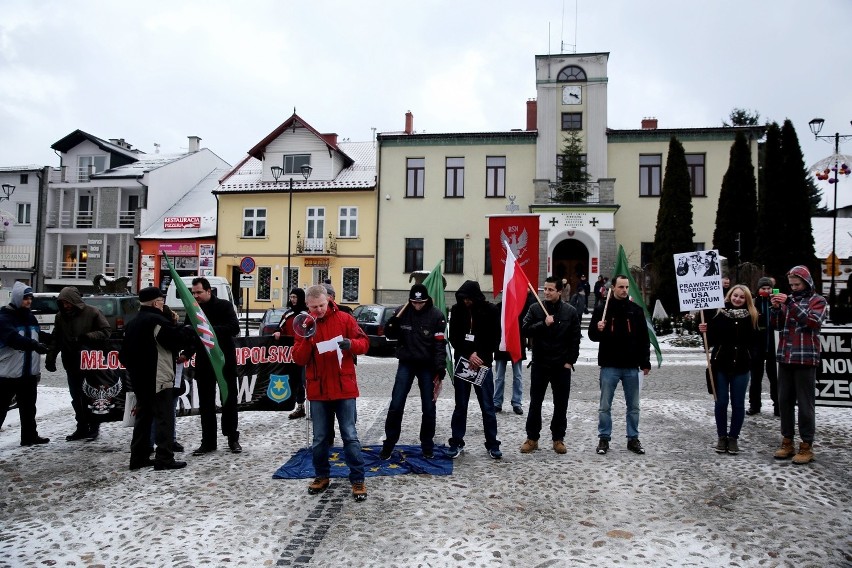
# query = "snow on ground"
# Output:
<box><xmin>1</xmin><ymin>340</ymin><xmax>850</xmax><ymax>567</ymax></box>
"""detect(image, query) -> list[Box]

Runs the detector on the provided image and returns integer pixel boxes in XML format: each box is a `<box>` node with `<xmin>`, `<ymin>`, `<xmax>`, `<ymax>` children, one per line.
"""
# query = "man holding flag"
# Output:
<box><xmin>184</xmin><ymin>277</ymin><xmax>242</xmax><ymax>456</ymax></box>
<box><xmin>520</xmin><ymin>276</ymin><xmax>581</xmax><ymax>455</ymax></box>
<box><xmin>588</xmin><ymin>247</ymin><xmax>655</xmax><ymax>456</ymax></box>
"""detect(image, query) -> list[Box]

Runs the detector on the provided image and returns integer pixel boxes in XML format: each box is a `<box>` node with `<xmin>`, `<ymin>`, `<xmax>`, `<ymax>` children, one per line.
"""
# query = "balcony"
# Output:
<box><xmin>296</xmin><ymin>232</ymin><xmax>338</xmax><ymax>255</ymax></box>
<box><xmin>118</xmin><ymin>210</ymin><xmax>136</xmax><ymax>229</ymax></box>
<box><xmin>546</xmin><ymin>181</ymin><xmax>601</xmax><ymax>204</ymax></box>
<box><xmin>59</xmin><ymin>261</ymin><xmax>88</xmax><ymax>279</ymax></box>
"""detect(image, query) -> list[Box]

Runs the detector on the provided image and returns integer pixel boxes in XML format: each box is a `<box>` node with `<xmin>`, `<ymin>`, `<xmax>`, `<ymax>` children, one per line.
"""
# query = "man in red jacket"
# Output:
<box><xmin>292</xmin><ymin>285</ymin><xmax>370</xmax><ymax>501</ymax></box>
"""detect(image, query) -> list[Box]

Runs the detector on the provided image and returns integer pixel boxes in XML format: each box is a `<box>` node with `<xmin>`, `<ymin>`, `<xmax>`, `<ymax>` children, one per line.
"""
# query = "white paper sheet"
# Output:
<box><xmin>317</xmin><ymin>334</ymin><xmax>344</xmax><ymax>367</ymax></box>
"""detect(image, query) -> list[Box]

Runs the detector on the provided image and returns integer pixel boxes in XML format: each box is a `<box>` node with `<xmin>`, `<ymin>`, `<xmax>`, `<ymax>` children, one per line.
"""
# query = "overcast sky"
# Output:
<box><xmin>2</xmin><ymin>0</ymin><xmax>850</xmax><ymax>206</ymax></box>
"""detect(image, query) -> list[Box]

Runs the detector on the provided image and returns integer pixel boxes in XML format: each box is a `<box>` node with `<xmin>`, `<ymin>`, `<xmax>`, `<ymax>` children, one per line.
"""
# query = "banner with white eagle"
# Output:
<box><xmin>488</xmin><ymin>214</ymin><xmax>540</xmax><ymax>295</ymax></box>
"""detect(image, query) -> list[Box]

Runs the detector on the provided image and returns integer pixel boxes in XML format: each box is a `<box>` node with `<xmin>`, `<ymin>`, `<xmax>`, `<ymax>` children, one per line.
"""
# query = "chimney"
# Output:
<box><xmin>322</xmin><ymin>133</ymin><xmax>338</xmax><ymax>146</ymax></box>
<box><xmin>109</xmin><ymin>138</ymin><xmax>132</xmax><ymax>149</ymax></box>
<box><xmin>404</xmin><ymin>111</ymin><xmax>414</xmax><ymax>135</ymax></box>
<box><xmin>641</xmin><ymin>117</ymin><xmax>658</xmax><ymax>130</ymax></box>
<box><xmin>526</xmin><ymin>99</ymin><xmax>537</xmax><ymax>131</ymax></box>
<box><xmin>188</xmin><ymin>136</ymin><xmax>201</xmax><ymax>153</ymax></box>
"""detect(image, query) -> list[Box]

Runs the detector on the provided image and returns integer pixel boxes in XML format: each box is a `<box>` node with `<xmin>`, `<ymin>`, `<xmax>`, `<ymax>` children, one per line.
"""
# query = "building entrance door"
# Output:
<box><xmin>552</xmin><ymin>239</ymin><xmax>589</xmax><ymax>296</ymax></box>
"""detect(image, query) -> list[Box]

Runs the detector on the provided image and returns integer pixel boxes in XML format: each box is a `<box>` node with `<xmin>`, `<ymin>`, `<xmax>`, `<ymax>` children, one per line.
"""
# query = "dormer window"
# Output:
<box><xmin>283</xmin><ymin>154</ymin><xmax>311</xmax><ymax>174</ymax></box>
<box><xmin>557</xmin><ymin>65</ymin><xmax>586</xmax><ymax>82</ymax></box>
<box><xmin>77</xmin><ymin>155</ymin><xmax>107</xmax><ymax>181</ymax></box>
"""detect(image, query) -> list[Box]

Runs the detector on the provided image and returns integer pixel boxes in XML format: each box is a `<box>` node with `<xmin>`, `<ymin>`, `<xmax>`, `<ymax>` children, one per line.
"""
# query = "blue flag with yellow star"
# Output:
<box><xmin>273</xmin><ymin>445</ymin><xmax>454</xmax><ymax>479</ymax></box>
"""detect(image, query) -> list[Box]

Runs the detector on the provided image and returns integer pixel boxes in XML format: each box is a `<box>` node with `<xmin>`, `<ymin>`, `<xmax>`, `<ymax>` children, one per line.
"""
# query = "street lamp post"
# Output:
<box><xmin>808</xmin><ymin>118</ymin><xmax>852</xmax><ymax>320</ymax></box>
<box><xmin>270</xmin><ymin>164</ymin><xmax>313</xmax><ymax>293</ymax></box>
<box><xmin>0</xmin><ymin>184</ymin><xmax>15</xmax><ymax>203</ymax></box>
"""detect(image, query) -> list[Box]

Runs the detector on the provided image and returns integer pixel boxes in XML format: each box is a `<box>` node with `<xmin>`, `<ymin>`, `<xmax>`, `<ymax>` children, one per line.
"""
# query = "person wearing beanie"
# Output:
<box><xmin>119</xmin><ymin>286</ymin><xmax>194</xmax><ymax>470</ymax></box>
<box><xmin>378</xmin><ymin>283</ymin><xmax>447</xmax><ymax>460</ymax></box>
<box><xmin>273</xmin><ymin>288</ymin><xmax>309</xmax><ymax>419</ymax></box>
<box><xmin>748</xmin><ymin>276</ymin><xmax>778</xmax><ymax>416</ymax></box>
<box><xmin>0</xmin><ymin>282</ymin><xmax>50</xmax><ymax>446</ymax></box>
<box><xmin>769</xmin><ymin>266</ymin><xmax>826</xmax><ymax>465</ymax></box>
<box><xmin>322</xmin><ymin>282</ymin><xmax>352</xmax><ymax>314</ymax></box>
<box><xmin>45</xmin><ymin>286</ymin><xmax>111</xmax><ymax>441</ymax></box>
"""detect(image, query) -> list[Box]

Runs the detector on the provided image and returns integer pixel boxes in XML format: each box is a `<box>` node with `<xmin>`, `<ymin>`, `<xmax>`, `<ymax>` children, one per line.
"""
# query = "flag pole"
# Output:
<box><xmin>700</xmin><ymin>310</ymin><xmax>717</xmax><ymax>401</ymax></box>
<box><xmin>600</xmin><ymin>286</ymin><xmax>612</xmax><ymax>321</ymax></box>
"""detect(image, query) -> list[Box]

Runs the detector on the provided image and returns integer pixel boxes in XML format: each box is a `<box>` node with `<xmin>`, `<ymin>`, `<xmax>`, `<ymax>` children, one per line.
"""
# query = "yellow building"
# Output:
<box><xmin>215</xmin><ymin>114</ymin><xmax>376</xmax><ymax>312</ymax></box>
<box><xmin>376</xmin><ymin>113</ymin><xmax>537</xmax><ymax>303</ymax></box>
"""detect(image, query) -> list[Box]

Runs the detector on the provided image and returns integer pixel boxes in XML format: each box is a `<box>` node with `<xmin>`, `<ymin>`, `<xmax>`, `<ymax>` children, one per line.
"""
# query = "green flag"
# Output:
<box><xmin>422</xmin><ymin>260</ymin><xmax>454</xmax><ymax>376</ymax></box>
<box><xmin>164</xmin><ymin>253</ymin><xmax>229</xmax><ymax>402</ymax></box>
<box><xmin>613</xmin><ymin>245</ymin><xmax>663</xmax><ymax>368</ymax></box>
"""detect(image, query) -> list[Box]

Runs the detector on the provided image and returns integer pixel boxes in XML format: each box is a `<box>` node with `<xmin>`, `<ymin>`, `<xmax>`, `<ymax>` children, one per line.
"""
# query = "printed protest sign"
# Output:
<box><xmin>673</xmin><ymin>249</ymin><xmax>726</xmax><ymax>311</ymax></box>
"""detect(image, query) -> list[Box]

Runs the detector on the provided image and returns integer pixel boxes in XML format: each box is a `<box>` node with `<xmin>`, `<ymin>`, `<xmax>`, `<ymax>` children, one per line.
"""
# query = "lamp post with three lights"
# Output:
<box><xmin>808</xmin><ymin>118</ymin><xmax>852</xmax><ymax>320</ymax></box>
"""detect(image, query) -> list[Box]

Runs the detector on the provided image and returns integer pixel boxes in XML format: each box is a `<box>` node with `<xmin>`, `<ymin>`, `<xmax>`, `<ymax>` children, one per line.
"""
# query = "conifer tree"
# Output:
<box><xmin>713</xmin><ymin>132</ymin><xmax>757</xmax><ymax>264</ymax></box>
<box><xmin>558</xmin><ymin>130</ymin><xmax>591</xmax><ymax>202</ymax></box>
<box><xmin>779</xmin><ymin>119</ymin><xmax>821</xmax><ymax>288</ymax></box>
<box><xmin>651</xmin><ymin>136</ymin><xmax>694</xmax><ymax>313</ymax></box>
<box><xmin>755</xmin><ymin>123</ymin><xmax>786</xmax><ymax>280</ymax></box>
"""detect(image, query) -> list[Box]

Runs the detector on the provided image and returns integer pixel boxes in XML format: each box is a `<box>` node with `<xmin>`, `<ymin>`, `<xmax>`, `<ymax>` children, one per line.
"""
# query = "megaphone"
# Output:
<box><xmin>292</xmin><ymin>312</ymin><xmax>317</xmax><ymax>338</ymax></box>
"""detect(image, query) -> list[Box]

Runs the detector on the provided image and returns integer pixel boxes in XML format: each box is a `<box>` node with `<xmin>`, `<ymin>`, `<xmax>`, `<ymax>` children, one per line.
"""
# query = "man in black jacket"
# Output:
<box><xmin>520</xmin><ymin>277</ymin><xmax>581</xmax><ymax>455</ymax></box>
<box><xmin>121</xmin><ymin>287</ymin><xmax>193</xmax><ymax>470</ymax></box>
<box><xmin>379</xmin><ymin>284</ymin><xmax>447</xmax><ymax>460</ymax></box>
<box><xmin>447</xmin><ymin>280</ymin><xmax>501</xmax><ymax>459</ymax></box>
<box><xmin>187</xmin><ymin>277</ymin><xmax>242</xmax><ymax>456</ymax></box>
<box><xmin>588</xmin><ymin>274</ymin><xmax>651</xmax><ymax>455</ymax></box>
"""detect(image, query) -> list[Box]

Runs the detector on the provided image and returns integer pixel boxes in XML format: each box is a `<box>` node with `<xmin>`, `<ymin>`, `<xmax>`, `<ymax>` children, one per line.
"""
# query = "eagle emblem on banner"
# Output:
<box><xmin>500</xmin><ymin>228</ymin><xmax>528</xmax><ymax>262</ymax></box>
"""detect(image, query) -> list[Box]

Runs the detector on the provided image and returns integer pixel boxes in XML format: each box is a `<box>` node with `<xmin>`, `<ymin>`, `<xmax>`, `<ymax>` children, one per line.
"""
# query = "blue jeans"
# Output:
<box><xmin>598</xmin><ymin>367</ymin><xmax>641</xmax><ymax>440</ymax></box>
<box><xmin>714</xmin><ymin>370</ymin><xmax>750</xmax><ymax>439</ymax></box>
<box><xmin>493</xmin><ymin>360</ymin><xmax>523</xmax><ymax>409</ymax></box>
<box><xmin>527</xmin><ymin>363</ymin><xmax>571</xmax><ymax>441</ymax></box>
<box><xmin>311</xmin><ymin>398</ymin><xmax>365</xmax><ymax>483</ymax></box>
<box><xmin>383</xmin><ymin>362</ymin><xmax>437</xmax><ymax>452</ymax></box>
<box><xmin>449</xmin><ymin>366</ymin><xmax>500</xmax><ymax>451</ymax></box>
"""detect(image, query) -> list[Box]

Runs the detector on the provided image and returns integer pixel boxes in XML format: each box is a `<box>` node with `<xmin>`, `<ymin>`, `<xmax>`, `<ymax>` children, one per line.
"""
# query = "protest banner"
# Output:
<box><xmin>673</xmin><ymin>249</ymin><xmax>726</xmax><ymax>312</ymax></box>
<box><xmin>817</xmin><ymin>328</ymin><xmax>852</xmax><ymax>408</ymax></box>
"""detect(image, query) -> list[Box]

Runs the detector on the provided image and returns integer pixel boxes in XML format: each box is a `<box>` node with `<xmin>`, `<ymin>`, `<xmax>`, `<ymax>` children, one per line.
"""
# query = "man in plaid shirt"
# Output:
<box><xmin>769</xmin><ymin>265</ymin><xmax>826</xmax><ymax>465</ymax></box>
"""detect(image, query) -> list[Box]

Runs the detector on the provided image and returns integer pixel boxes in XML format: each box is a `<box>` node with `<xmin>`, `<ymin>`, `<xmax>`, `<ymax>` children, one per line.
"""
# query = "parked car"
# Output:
<box><xmin>165</xmin><ymin>276</ymin><xmax>237</xmax><ymax>319</ymax></box>
<box><xmin>259</xmin><ymin>307</ymin><xmax>288</xmax><ymax>336</ymax></box>
<box><xmin>352</xmin><ymin>304</ymin><xmax>400</xmax><ymax>355</ymax></box>
<box><xmin>82</xmin><ymin>295</ymin><xmax>141</xmax><ymax>339</ymax></box>
<box><xmin>31</xmin><ymin>292</ymin><xmax>60</xmax><ymax>333</ymax></box>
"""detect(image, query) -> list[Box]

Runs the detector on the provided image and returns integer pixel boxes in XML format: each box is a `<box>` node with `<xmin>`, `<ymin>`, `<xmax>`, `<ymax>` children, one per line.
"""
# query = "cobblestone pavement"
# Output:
<box><xmin>1</xmin><ymin>356</ymin><xmax>851</xmax><ymax>567</ymax></box>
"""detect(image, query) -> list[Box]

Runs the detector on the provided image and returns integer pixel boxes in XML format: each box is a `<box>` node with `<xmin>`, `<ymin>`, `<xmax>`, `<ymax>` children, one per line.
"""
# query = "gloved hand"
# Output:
<box><xmin>45</xmin><ymin>359</ymin><xmax>57</xmax><ymax>373</ymax></box>
<box><xmin>34</xmin><ymin>343</ymin><xmax>49</xmax><ymax>355</ymax></box>
<box><xmin>436</xmin><ymin>368</ymin><xmax>446</xmax><ymax>381</ymax></box>
<box><xmin>338</xmin><ymin>338</ymin><xmax>351</xmax><ymax>351</ymax></box>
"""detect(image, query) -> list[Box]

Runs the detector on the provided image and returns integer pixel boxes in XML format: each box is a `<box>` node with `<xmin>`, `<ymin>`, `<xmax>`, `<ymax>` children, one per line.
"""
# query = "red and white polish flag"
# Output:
<box><xmin>499</xmin><ymin>245</ymin><xmax>528</xmax><ymax>363</ymax></box>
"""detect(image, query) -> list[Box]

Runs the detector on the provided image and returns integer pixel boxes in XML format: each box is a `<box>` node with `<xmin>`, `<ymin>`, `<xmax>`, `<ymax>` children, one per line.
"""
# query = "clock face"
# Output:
<box><xmin>562</xmin><ymin>85</ymin><xmax>582</xmax><ymax>105</ymax></box>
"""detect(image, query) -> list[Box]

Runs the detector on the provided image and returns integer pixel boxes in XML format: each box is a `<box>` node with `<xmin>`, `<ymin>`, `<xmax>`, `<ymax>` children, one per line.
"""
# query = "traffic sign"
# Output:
<box><xmin>239</xmin><ymin>274</ymin><xmax>256</xmax><ymax>288</ymax></box>
<box><xmin>239</xmin><ymin>256</ymin><xmax>256</xmax><ymax>274</ymax></box>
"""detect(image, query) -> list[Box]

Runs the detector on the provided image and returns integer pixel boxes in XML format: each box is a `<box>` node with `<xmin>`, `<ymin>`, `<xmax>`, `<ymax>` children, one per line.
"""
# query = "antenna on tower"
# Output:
<box><xmin>560</xmin><ymin>0</ymin><xmax>578</xmax><ymax>54</ymax></box>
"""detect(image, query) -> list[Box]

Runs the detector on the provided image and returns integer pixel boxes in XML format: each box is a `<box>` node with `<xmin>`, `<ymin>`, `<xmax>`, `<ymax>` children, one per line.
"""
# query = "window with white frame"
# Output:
<box><xmin>342</xmin><ymin>268</ymin><xmax>359</xmax><ymax>303</ymax></box>
<box><xmin>243</xmin><ymin>208</ymin><xmax>267</xmax><ymax>237</ymax></box>
<box><xmin>257</xmin><ymin>266</ymin><xmax>272</xmax><ymax>300</ymax></box>
<box><xmin>77</xmin><ymin>155</ymin><xmax>107</xmax><ymax>181</ymax></box>
<box><xmin>338</xmin><ymin>207</ymin><xmax>358</xmax><ymax>238</ymax></box>
<box><xmin>313</xmin><ymin>267</ymin><xmax>328</xmax><ymax>285</ymax></box>
<box><xmin>306</xmin><ymin>207</ymin><xmax>325</xmax><ymax>251</ymax></box>
<box><xmin>284</xmin><ymin>154</ymin><xmax>311</xmax><ymax>174</ymax></box>
<box><xmin>16</xmin><ymin>203</ymin><xmax>31</xmax><ymax>225</ymax></box>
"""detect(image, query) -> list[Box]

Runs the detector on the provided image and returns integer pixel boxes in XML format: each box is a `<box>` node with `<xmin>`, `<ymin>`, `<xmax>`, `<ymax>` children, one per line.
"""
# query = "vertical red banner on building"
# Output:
<box><xmin>488</xmin><ymin>215</ymin><xmax>540</xmax><ymax>296</ymax></box>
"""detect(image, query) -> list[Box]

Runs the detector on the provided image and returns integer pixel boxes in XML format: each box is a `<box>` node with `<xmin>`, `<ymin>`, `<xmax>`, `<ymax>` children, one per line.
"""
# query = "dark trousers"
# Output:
<box><xmin>131</xmin><ymin>389</ymin><xmax>175</xmax><ymax>466</ymax></box>
<box><xmin>778</xmin><ymin>364</ymin><xmax>816</xmax><ymax>443</ymax></box>
<box><xmin>66</xmin><ymin>370</ymin><xmax>95</xmax><ymax>433</ymax></box>
<box><xmin>197</xmin><ymin>372</ymin><xmax>238</xmax><ymax>446</ymax></box>
<box><xmin>0</xmin><ymin>376</ymin><xmax>39</xmax><ymax>441</ymax></box>
<box><xmin>749</xmin><ymin>350</ymin><xmax>778</xmax><ymax>410</ymax></box>
<box><xmin>526</xmin><ymin>363</ymin><xmax>572</xmax><ymax>441</ymax></box>
<box><xmin>449</xmin><ymin>367</ymin><xmax>500</xmax><ymax>451</ymax></box>
<box><xmin>383</xmin><ymin>362</ymin><xmax>437</xmax><ymax>452</ymax></box>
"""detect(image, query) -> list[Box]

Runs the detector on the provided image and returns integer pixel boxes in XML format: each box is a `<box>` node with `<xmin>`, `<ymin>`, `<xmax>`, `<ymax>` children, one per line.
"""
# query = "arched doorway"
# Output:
<box><xmin>552</xmin><ymin>239</ymin><xmax>589</xmax><ymax>295</ymax></box>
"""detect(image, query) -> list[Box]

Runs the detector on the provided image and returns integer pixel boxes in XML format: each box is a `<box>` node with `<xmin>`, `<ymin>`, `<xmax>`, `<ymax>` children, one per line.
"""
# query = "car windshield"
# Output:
<box><xmin>354</xmin><ymin>306</ymin><xmax>382</xmax><ymax>324</ymax></box>
<box><xmin>264</xmin><ymin>308</ymin><xmax>287</xmax><ymax>324</ymax></box>
<box><xmin>31</xmin><ymin>297</ymin><xmax>59</xmax><ymax>314</ymax></box>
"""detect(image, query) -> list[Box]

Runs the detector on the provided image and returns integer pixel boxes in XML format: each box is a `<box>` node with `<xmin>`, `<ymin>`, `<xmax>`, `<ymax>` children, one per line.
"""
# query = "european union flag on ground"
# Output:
<box><xmin>273</xmin><ymin>445</ymin><xmax>454</xmax><ymax>479</ymax></box>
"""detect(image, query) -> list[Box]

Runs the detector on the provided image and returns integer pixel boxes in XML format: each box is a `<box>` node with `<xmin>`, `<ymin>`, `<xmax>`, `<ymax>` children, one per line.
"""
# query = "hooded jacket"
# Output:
<box><xmin>448</xmin><ymin>280</ymin><xmax>499</xmax><ymax>366</ymax></box>
<box><xmin>385</xmin><ymin>293</ymin><xmax>447</xmax><ymax>371</ymax></box>
<box><xmin>46</xmin><ymin>287</ymin><xmax>111</xmax><ymax>372</ymax></box>
<box><xmin>770</xmin><ymin>265</ymin><xmax>826</xmax><ymax>367</ymax></box>
<box><xmin>0</xmin><ymin>282</ymin><xmax>43</xmax><ymax>379</ymax></box>
<box><xmin>120</xmin><ymin>305</ymin><xmax>192</xmax><ymax>395</ymax></box>
<box><xmin>291</xmin><ymin>300</ymin><xmax>370</xmax><ymax>401</ymax></box>
<box><xmin>278</xmin><ymin>288</ymin><xmax>309</xmax><ymax>339</ymax></box>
